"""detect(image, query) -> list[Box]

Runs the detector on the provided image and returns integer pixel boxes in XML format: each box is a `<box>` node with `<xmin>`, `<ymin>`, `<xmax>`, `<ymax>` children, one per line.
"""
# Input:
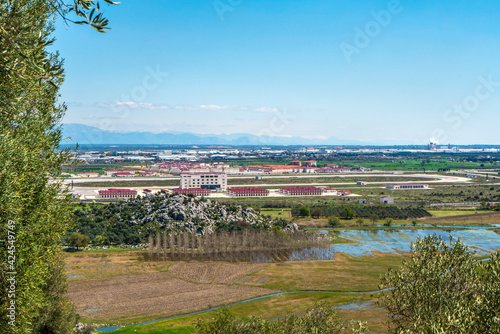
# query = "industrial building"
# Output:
<box><xmin>386</xmin><ymin>184</ymin><xmax>429</xmax><ymax>190</ymax></box>
<box><xmin>180</xmin><ymin>172</ymin><xmax>227</xmax><ymax>191</ymax></box>
<box><xmin>98</xmin><ymin>189</ymin><xmax>137</xmax><ymax>199</ymax></box>
<box><xmin>227</xmin><ymin>187</ymin><xmax>269</xmax><ymax>197</ymax></box>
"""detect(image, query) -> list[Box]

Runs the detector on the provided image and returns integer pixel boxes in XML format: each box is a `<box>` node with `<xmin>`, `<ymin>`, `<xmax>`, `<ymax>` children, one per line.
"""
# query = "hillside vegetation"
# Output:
<box><xmin>71</xmin><ymin>194</ymin><xmax>293</xmax><ymax>245</ymax></box>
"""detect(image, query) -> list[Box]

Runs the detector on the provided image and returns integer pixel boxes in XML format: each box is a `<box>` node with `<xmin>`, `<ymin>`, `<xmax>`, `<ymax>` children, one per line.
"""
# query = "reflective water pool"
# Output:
<box><xmin>331</xmin><ymin>229</ymin><xmax>500</xmax><ymax>257</ymax></box>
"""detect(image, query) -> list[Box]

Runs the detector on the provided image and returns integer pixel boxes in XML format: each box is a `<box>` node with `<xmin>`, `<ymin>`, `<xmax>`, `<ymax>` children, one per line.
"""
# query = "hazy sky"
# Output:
<box><xmin>54</xmin><ymin>0</ymin><xmax>500</xmax><ymax>144</ymax></box>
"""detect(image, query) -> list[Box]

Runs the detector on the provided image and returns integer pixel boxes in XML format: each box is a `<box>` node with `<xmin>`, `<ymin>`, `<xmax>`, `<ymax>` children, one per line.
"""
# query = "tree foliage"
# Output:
<box><xmin>292</xmin><ymin>205</ymin><xmax>431</xmax><ymax>220</ymax></box>
<box><xmin>195</xmin><ymin>303</ymin><xmax>368</xmax><ymax>334</ymax></box>
<box><xmin>0</xmin><ymin>0</ymin><xmax>117</xmax><ymax>332</ymax></box>
<box><xmin>68</xmin><ymin>232</ymin><xmax>89</xmax><ymax>249</ymax></box>
<box><xmin>298</xmin><ymin>206</ymin><xmax>311</xmax><ymax>217</ymax></box>
<box><xmin>379</xmin><ymin>235</ymin><xmax>500</xmax><ymax>333</ymax></box>
<box><xmin>328</xmin><ymin>216</ymin><xmax>341</xmax><ymax>227</ymax></box>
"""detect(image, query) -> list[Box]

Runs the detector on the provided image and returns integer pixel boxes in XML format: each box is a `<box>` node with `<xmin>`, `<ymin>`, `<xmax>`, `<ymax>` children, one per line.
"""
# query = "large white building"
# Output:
<box><xmin>180</xmin><ymin>172</ymin><xmax>227</xmax><ymax>191</ymax></box>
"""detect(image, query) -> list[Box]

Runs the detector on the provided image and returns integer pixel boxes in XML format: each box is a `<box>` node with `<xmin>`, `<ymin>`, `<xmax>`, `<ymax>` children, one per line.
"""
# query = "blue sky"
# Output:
<box><xmin>54</xmin><ymin>0</ymin><xmax>500</xmax><ymax>144</ymax></box>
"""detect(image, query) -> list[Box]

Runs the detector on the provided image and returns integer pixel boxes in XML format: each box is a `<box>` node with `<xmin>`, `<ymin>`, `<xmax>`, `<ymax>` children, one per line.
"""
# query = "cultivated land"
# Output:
<box><xmin>66</xmin><ymin>251</ymin><xmax>272</xmax><ymax>324</ymax></box>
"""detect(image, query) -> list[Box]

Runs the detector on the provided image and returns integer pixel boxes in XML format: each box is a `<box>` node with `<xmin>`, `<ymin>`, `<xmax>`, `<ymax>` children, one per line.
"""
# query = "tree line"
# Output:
<box><xmin>292</xmin><ymin>205</ymin><xmax>431</xmax><ymax>220</ymax></box>
<box><xmin>146</xmin><ymin>230</ymin><xmax>329</xmax><ymax>263</ymax></box>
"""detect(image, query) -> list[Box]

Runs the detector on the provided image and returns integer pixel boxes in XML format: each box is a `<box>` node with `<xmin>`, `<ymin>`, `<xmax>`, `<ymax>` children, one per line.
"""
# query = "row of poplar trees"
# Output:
<box><xmin>147</xmin><ymin>230</ymin><xmax>326</xmax><ymax>263</ymax></box>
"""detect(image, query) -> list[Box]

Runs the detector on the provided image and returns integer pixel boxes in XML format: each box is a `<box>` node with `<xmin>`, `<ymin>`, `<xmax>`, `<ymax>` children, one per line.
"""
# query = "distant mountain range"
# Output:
<box><xmin>61</xmin><ymin>123</ymin><xmax>399</xmax><ymax>146</ymax></box>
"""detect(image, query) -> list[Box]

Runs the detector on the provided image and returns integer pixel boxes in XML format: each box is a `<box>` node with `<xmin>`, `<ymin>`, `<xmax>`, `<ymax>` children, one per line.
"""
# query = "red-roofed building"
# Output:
<box><xmin>98</xmin><ymin>189</ymin><xmax>137</xmax><ymax>199</ymax></box>
<box><xmin>77</xmin><ymin>172</ymin><xmax>100</xmax><ymax>178</ymax></box>
<box><xmin>172</xmin><ymin>188</ymin><xmax>211</xmax><ymax>196</ymax></box>
<box><xmin>112</xmin><ymin>172</ymin><xmax>135</xmax><ymax>177</ymax></box>
<box><xmin>139</xmin><ymin>170</ymin><xmax>156</xmax><ymax>176</ymax></box>
<box><xmin>337</xmin><ymin>190</ymin><xmax>352</xmax><ymax>196</ymax></box>
<box><xmin>227</xmin><ymin>187</ymin><xmax>269</xmax><ymax>197</ymax></box>
<box><xmin>303</xmin><ymin>160</ymin><xmax>317</xmax><ymax>167</ymax></box>
<box><xmin>386</xmin><ymin>184</ymin><xmax>429</xmax><ymax>190</ymax></box>
<box><xmin>279</xmin><ymin>186</ymin><xmax>323</xmax><ymax>196</ymax></box>
<box><xmin>105</xmin><ymin>169</ymin><xmax>135</xmax><ymax>176</ymax></box>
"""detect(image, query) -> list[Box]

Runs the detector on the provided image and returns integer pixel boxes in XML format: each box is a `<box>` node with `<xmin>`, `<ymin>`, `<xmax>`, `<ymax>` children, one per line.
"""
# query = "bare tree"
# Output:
<box><xmin>177</xmin><ymin>234</ymin><xmax>182</xmax><ymax>261</ymax></box>
<box><xmin>156</xmin><ymin>233</ymin><xmax>161</xmax><ymax>262</ymax></box>
<box><xmin>169</xmin><ymin>233</ymin><xmax>175</xmax><ymax>262</ymax></box>
<box><xmin>163</xmin><ymin>231</ymin><xmax>167</xmax><ymax>262</ymax></box>
<box><xmin>148</xmin><ymin>234</ymin><xmax>154</xmax><ymax>262</ymax></box>
<box><xmin>183</xmin><ymin>233</ymin><xmax>189</xmax><ymax>262</ymax></box>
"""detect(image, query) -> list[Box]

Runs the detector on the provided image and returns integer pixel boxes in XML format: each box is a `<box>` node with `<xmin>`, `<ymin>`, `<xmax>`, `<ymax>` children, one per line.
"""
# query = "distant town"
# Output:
<box><xmin>61</xmin><ymin>142</ymin><xmax>500</xmax><ymax>204</ymax></box>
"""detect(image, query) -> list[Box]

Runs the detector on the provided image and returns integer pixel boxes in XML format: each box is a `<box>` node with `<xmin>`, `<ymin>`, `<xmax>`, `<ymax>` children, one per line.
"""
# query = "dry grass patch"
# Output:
<box><xmin>423</xmin><ymin>211</ymin><xmax>500</xmax><ymax>225</ymax></box>
<box><xmin>68</xmin><ymin>272</ymin><xmax>275</xmax><ymax>324</ymax></box>
<box><xmin>168</xmin><ymin>263</ymin><xmax>219</xmax><ymax>283</ymax></box>
<box><xmin>168</xmin><ymin>262</ymin><xmax>266</xmax><ymax>284</ymax></box>
<box><xmin>65</xmin><ymin>250</ymin><xmax>170</xmax><ymax>281</ymax></box>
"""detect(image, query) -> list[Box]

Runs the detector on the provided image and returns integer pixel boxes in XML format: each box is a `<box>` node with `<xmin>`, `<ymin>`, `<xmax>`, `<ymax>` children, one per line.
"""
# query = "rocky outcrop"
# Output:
<box><xmin>105</xmin><ymin>194</ymin><xmax>297</xmax><ymax>235</ymax></box>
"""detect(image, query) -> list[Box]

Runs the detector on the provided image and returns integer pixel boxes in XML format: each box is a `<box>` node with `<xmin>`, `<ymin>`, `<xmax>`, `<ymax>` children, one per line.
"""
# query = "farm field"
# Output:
<box><xmin>66</xmin><ymin>251</ymin><xmax>273</xmax><ymax>325</ymax></box>
<box><xmin>69</xmin><ymin>272</ymin><xmax>274</xmax><ymax>325</ymax></box>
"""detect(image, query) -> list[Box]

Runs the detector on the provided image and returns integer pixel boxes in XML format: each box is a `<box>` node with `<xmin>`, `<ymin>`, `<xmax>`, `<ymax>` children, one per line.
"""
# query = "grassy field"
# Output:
<box><xmin>240</xmin><ymin>253</ymin><xmax>404</xmax><ymax>292</ymax></box>
<box><xmin>340</xmin><ymin>159</ymin><xmax>487</xmax><ymax>171</ymax></box>
<box><xmin>76</xmin><ymin>179</ymin><xmax>179</xmax><ymax>188</ymax></box>
<box><xmin>427</xmin><ymin>209</ymin><xmax>481</xmax><ymax>217</ymax></box>
<box><xmin>260</xmin><ymin>208</ymin><xmax>292</xmax><ymax>218</ymax></box>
